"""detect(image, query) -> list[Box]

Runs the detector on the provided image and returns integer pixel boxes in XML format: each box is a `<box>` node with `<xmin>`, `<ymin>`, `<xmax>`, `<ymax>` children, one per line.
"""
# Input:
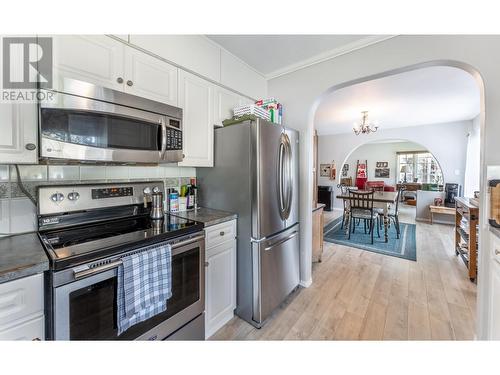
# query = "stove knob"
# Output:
<box><xmin>50</xmin><ymin>192</ymin><xmax>64</xmax><ymax>203</ymax></box>
<box><xmin>68</xmin><ymin>192</ymin><xmax>80</xmax><ymax>201</ymax></box>
<box><xmin>152</xmin><ymin>186</ymin><xmax>160</xmax><ymax>193</ymax></box>
<box><xmin>143</xmin><ymin>187</ymin><xmax>152</xmax><ymax>195</ymax></box>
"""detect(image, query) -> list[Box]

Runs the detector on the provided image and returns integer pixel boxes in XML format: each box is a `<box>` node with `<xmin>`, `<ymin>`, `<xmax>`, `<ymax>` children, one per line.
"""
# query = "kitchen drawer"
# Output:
<box><xmin>205</xmin><ymin>220</ymin><xmax>236</xmax><ymax>249</ymax></box>
<box><xmin>0</xmin><ymin>274</ymin><xmax>44</xmax><ymax>328</ymax></box>
<box><xmin>0</xmin><ymin>315</ymin><xmax>44</xmax><ymax>341</ymax></box>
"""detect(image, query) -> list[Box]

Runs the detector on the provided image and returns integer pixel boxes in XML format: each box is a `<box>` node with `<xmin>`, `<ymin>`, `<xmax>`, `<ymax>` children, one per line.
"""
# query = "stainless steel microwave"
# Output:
<box><xmin>39</xmin><ymin>79</ymin><xmax>183</xmax><ymax>164</ymax></box>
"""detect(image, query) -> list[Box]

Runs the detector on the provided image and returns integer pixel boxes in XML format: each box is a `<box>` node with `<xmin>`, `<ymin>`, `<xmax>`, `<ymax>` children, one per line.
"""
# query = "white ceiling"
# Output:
<box><xmin>206</xmin><ymin>35</ymin><xmax>393</xmax><ymax>78</ymax></box>
<box><xmin>314</xmin><ymin>66</ymin><xmax>480</xmax><ymax>135</ymax></box>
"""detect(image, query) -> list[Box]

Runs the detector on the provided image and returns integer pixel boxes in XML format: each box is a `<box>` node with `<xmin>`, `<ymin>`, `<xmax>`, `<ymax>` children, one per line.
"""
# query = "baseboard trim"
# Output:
<box><xmin>415</xmin><ymin>217</ymin><xmax>454</xmax><ymax>225</ymax></box>
<box><xmin>299</xmin><ymin>278</ymin><xmax>312</xmax><ymax>288</ymax></box>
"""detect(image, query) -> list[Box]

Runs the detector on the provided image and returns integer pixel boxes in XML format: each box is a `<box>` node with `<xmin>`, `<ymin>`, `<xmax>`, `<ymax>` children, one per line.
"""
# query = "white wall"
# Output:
<box><xmin>464</xmin><ymin>114</ymin><xmax>481</xmax><ymax>197</ymax></box>
<box><xmin>318</xmin><ymin>121</ymin><xmax>470</xmax><ymax>209</ymax></box>
<box><xmin>267</xmin><ymin>35</ymin><xmax>500</xmax><ymax>338</ymax></box>
<box><xmin>323</xmin><ymin>141</ymin><xmax>426</xmax><ymax>186</ymax></box>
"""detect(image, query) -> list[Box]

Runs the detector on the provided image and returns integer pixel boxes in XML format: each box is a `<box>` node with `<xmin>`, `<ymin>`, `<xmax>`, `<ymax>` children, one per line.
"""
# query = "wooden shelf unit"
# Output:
<box><xmin>455</xmin><ymin>197</ymin><xmax>479</xmax><ymax>282</ymax></box>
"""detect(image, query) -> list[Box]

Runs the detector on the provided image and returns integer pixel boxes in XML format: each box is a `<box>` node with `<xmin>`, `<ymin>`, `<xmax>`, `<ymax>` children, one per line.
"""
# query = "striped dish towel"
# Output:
<box><xmin>117</xmin><ymin>243</ymin><xmax>172</xmax><ymax>336</ymax></box>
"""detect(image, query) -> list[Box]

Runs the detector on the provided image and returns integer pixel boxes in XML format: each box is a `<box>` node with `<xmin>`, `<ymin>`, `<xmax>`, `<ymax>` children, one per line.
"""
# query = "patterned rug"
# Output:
<box><xmin>323</xmin><ymin>216</ymin><xmax>417</xmax><ymax>261</ymax></box>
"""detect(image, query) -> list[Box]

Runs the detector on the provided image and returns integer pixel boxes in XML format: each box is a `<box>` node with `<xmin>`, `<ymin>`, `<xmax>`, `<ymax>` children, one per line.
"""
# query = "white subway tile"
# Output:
<box><xmin>10</xmin><ymin>165</ymin><xmax>47</xmax><ymax>181</ymax></box>
<box><xmin>160</xmin><ymin>166</ymin><xmax>179</xmax><ymax>178</ymax></box>
<box><xmin>0</xmin><ymin>200</ymin><xmax>9</xmax><ymax>234</ymax></box>
<box><xmin>10</xmin><ymin>198</ymin><xmax>37</xmax><ymax>233</ymax></box>
<box><xmin>0</xmin><ymin>165</ymin><xmax>9</xmax><ymax>181</ymax></box>
<box><xmin>80</xmin><ymin>166</ymin><xmax>106</xmax><ymax>180</ymax></box>
<box><xmin>105</xmin><ymin>166</ymin><xmax>130</xmax><ymax>180</ymax></box>
<box><xmin>48</xmin><ymin>166</ymin><xmax>80</xmax><ymax>181</ymax></box>
<box><xmin>178</xmin><ymin>167</ymin><xmax>196</xmax><ymax>177</ymax></box>
<box><xmin>129</xmin><ymin>166</ymin><xmax>160</xmax><ymax>179</ymax></box>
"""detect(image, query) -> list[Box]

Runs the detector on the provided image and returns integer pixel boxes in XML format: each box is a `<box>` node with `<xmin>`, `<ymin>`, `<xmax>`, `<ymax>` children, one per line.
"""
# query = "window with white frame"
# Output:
<box><xmin>396</xmin><ymin>151</ymin><xmax>443</xmax><ymax>184</ymax></box>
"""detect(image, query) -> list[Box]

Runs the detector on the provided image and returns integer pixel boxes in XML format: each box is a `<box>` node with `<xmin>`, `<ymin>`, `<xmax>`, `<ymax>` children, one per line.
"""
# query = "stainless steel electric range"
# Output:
<box><xmin>37</xmin><ymin>181</ymin><xmax>205</xmax><ymax>341</ymax></box>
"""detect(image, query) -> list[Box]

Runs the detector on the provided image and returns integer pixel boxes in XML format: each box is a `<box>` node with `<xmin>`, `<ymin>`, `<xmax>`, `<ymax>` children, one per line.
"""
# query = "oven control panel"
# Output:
<box><xmin>38</xmin><ymin>182</ymin><xmax>164</xmax><ymax>216</ymax></box>
<box><xmin>91</xmin><ymin>186</ymin><xmax>134</xmax><ymax>199</ymax></box>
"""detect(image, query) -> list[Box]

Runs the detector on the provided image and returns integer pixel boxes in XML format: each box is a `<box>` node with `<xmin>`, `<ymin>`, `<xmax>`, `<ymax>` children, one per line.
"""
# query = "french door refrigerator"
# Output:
<box><xmin>198</xmin><ymin>118</ymin><xmax>299</xmax><ymax>327</ymax></box>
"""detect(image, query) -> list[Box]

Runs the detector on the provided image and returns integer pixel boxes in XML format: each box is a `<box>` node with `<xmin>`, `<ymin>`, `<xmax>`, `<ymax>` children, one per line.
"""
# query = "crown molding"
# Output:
<box><xmin>265</xmin><ymin>35</ymin><xmax>398</xmax><ymax>80</ymax></box>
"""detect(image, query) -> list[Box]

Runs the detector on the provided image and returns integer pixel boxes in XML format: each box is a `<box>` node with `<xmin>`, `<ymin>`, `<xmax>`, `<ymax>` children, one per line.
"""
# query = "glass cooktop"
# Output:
<box><xmin>39</xmin><ymin>214</ymin><xmax>202</xmax><ymax>269</ymax></box>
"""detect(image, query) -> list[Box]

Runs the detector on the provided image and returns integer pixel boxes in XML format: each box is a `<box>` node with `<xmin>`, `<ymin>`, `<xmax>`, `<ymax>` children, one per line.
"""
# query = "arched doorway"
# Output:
<box><xmin>304</xmin><ymin>61</ymin><xmax>484</xmax><ymax>337</ymax></box>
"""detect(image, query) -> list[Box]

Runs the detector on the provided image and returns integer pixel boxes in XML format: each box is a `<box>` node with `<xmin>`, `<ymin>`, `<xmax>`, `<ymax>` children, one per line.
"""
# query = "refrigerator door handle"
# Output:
<box><xmin>284</xmin><ymin>134</ymin><xmax>293</xmax><ymax>219</ymax></box>
<box><xmin>277</xmin><ymin>139</ymin><xmax>286</xmax><ymax>217</ymax></box>
<box><xmin>264</xmin><ymin>230</ymin><xmax>298</xmax><ymax>251</ymax></box>
<box><xmin>277</xmin><ymin>132</ymin><xmax>293</xmax><ymax>221</ymax></box>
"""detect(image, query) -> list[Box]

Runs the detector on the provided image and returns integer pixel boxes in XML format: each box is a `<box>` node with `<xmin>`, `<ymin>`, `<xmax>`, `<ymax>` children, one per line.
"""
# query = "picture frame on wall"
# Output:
<box><xmin>320</xmin><ymin>164</ymin><xmax>331</xmax><ymax>177</ymax></box>
<box><xmin>342</xmin><ymin>163</ymin><xmax>349</xmax><ymax>177</ymax></box>
<box><xmin>375</xmin><ymin>168</ymin><xmax>390</xmax><ymax>178</ymax></box>
<box><xmin>376</xmin><ymin>161</ymin><xmax>388</xmax><ymax>168</ymax></box>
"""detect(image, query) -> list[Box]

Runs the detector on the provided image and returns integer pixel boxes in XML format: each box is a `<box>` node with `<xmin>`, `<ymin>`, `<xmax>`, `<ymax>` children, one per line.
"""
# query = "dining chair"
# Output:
<box><xmin>388</xmin><ymin>187</ymin><xmax>403</xmax><ymax>239</ymax></box>
<box><xmin>337</xmin><ymin>183</ymin><xmax>350</xmax><ymax>229</ymax></box>
<box><xmin>347</xmin><ymin>190</ymin><xmax>380</xmax><ymax>244</ymax></box>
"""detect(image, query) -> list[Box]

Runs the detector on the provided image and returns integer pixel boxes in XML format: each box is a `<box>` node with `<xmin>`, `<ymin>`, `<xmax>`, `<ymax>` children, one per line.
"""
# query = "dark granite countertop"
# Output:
<box><xmin>170</xmin><ymin>207</ymin><xmax>237</xmax><ymax>227</ymax></box>
<box><xmin>0</xmin><ymin>232</ymin><xmax>49</xmax><ymax>284</ymax></box>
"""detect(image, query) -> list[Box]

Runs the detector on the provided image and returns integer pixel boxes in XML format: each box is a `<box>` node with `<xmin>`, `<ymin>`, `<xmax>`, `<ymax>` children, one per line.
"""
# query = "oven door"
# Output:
<box><xmin>53</xmin><ymin>234</ymin><xmax>205</xmax><ymax>340</ymax></box>
<box><xmin>39</xmin><ymin>91</ymin><xmax>167</xmax><ymax>164</ymax></box>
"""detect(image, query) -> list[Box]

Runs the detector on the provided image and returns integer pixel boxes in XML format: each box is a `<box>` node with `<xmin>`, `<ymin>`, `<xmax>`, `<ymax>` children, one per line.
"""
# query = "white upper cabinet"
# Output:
<box><xmin>0</xmin><ymin>37</ymin><xmax>38</xmax><ymax>164</ymax></box>
<box><xmin>220</xmin><ymin>49</ymin><xmax>266</xmax><ymax>100</ymax></box>
<box><xmin>214</xmin><ymin>86</ymin><xmax>244</xmax><ymax>127</ymax></box>
<box><xmin>0</xmin><ymin>102</ymin><xmax>38</xmax><ymax>164</ymax></box>
<box><xmin>178</xmin><ymin>70</ymin><xmax>214</xmax><ymax>167</ymax></box>
<box><xmin>129</xmin><ymin>35</ymin><xmax>221</xmax><ymax>82</ymax></box>
<box><xmin>52</xmin><ymin>35</ymin><xmax>179</xmax><ymax>106</ymax></box>
<box><xmin>124</xmin><ymin>47</ymin><xmax>178</xmax><ymax>106</ymax></box>
<box><xmin>52</xmin><ymin>35</ymin><xmax>125</xmax><ymax>91</ymax></box>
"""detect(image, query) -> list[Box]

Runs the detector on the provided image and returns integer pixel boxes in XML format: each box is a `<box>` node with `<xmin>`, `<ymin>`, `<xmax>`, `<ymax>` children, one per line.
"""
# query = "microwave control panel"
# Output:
<box><xmin>166</xmin><ymin>128</ymin><xmax>182</xmax><ymax>151</ymax></box>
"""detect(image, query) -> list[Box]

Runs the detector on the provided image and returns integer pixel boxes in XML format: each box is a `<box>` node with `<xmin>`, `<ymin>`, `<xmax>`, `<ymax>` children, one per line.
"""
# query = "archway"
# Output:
<box><xmin>302</xmin><ymin>60</ymin><xmax>485</xmax><ymax>335</ymax></box>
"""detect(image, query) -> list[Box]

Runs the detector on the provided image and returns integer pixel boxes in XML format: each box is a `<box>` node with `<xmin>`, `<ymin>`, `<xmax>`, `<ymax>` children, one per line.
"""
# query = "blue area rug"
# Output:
<box><xmin>323</xmin><ymin>217</ymin><xmax>417</xmax><ymax>261</ymax></box>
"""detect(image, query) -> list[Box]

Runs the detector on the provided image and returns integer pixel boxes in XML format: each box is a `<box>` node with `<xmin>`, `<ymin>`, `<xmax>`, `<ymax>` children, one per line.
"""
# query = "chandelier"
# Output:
<box><xmin>353</xmin><ymin>111</ymin><xmax>378</xmax><ymax>135</ymax></box>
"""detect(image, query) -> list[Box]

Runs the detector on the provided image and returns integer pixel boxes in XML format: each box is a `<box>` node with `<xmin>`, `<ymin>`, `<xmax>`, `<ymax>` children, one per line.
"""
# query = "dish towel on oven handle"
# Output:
<box><xmin>117</xmin><ymin>242</ymin><xmax>172</xmax><ymax>336</ymax></box>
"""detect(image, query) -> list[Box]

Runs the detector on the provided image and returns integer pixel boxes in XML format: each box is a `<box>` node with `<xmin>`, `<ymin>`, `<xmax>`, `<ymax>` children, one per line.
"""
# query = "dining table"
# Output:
<box><xmin>336</xmin><ymin>190</ymin><xmax>398</xmax><ymax>242</ymax></box>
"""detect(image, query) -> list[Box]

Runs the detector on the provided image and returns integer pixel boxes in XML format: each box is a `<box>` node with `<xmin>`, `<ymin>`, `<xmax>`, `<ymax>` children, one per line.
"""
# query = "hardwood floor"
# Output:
<box><xmin>210</xmin><ymin>205</ymin><xmax>477</xmax><ymax>340</ymax></box>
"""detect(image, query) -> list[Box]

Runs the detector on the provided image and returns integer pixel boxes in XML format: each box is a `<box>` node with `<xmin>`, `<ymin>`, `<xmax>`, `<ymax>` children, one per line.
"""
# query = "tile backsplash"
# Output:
<box><xmin>0</xmin><ymin>164</ymin><xmax>196</xmax><ymax>235</ymax></box>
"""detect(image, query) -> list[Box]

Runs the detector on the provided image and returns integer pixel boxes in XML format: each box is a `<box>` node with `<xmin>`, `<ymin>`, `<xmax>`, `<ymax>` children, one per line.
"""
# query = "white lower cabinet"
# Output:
<box><xmin>205</xmin><ymin>220</ymin><xmax>237</xmax><ymax>338</ymax></box>
<box><xmin>0</xmin><ymin>316</ymin><xmax>44</xmax><ymax>341</ymax></box>
<box><xmin>0</xmin><ymin>273</ymin><xmax>45</xmax><ymax>340</ymax></box>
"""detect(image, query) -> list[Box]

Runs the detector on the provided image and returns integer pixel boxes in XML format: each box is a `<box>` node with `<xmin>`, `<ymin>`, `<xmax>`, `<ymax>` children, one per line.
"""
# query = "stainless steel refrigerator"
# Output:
<box><xmin>198</xmin><ymin>118</ymin><xmax>300</xmax><ymax>327</ymax></box>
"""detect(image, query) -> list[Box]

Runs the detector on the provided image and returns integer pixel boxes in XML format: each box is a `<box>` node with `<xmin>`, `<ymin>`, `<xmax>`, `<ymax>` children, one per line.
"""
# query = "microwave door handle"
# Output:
<box><xmin>160</xmin><ymin>120</ymin><xmax>167</xmax><ymax>158</ymax></box>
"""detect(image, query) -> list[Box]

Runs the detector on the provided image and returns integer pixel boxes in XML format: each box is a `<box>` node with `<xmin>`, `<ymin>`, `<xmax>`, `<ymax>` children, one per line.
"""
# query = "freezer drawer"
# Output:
<box><xmin>252</xmin><ymin>224</ymin><xmax>300</xmax><ymax>325</ymax></box>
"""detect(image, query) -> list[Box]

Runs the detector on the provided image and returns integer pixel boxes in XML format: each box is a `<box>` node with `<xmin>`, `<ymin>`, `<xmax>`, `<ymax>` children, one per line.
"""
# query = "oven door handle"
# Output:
<box><xmin>73</xmin><ymin>234</ymin><xmax>205</xmax><ymax>280</ymax></box>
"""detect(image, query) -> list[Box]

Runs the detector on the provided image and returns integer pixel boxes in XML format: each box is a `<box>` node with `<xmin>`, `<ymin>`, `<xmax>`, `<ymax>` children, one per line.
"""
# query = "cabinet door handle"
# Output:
<box><xmin>32</xmin><ymin>337</ymin><xmax>41</xmax><ymax>341</ymax></box>
<box><xmin>220</xmin><ymin>231</ymin><xmax>225</xmax><ymax>236</ymax></box>
<box><xmin>117</xmin><ymin>77</ymin><xmax>124</xmax><ymax>84</ymax></box>
<box><xmin>127</xmin><ymin>80</ymin><xmax>133</xmax><ymax>87</ymax></box>
<box><xmin>25</xmin><ymin>143</ymin><xmax>36</xmax><ymax>151</ymax></box>
<box><xmin>495</xmin><ymin>249</ymin><xmax>500</xmax><ymax>256</ymax></box>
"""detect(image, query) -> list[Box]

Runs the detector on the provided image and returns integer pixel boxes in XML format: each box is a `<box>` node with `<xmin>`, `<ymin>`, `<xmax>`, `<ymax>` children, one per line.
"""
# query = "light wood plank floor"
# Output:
<box><xmin>211</xmin><ymin>205</ymin><xmax>477</xmax><ymax>340</ymax></box>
